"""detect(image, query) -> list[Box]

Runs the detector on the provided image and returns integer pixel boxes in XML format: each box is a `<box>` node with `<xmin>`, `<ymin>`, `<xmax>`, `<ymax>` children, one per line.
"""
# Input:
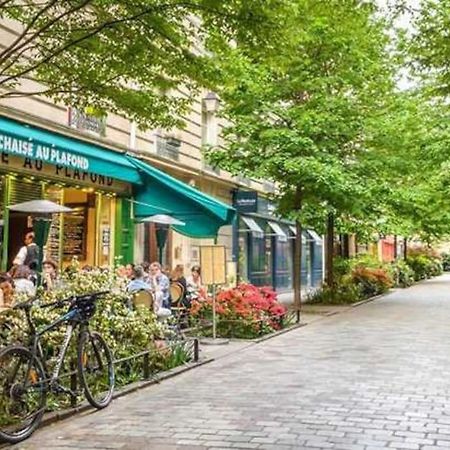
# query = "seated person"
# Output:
<box><xmin>186</xmin><ymin>265</ymin><xmax>205</xmax><ymax>300</ymax></box>
<box><xmin>170</xmin><ymin>264</ymin><xmax>188</xmax><ymax>307</ymax></box>
<box><xmin>149</xmin><ymin>262</ymin><xmax>170</xmax><ymax>309</ymax></box>
<box><xmin>127</xmin><ymin>265</ymin><xmax>151</xmax><ymax>292</ymax></box>
<box><xmin>0</xmin><ymin>273</ymin><xmax>13</xmax><ymax>308</ymax></box>
<box><xmin>11</xmin><ymin>265</ymin><xmax>36</xmax><ymax>297</ymax></box>
<box><xmin>42</xmin><ymin>259</ymin><xmax>58</xmax><ymax>291</ymax></box>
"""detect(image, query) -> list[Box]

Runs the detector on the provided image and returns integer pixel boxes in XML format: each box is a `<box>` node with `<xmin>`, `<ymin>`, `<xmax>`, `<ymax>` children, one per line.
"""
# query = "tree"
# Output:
<box><xmin>0</xmin><ymin>0</ymin><xmax>290</xmax><ymax>128</ymax></box>
<box><xmin>207</xmin><ymin>0</ymin><xmax>393</xmax><ymax>316</ymax></box>
<box><xmin>408</xmin><ymin>0</ymin><xmax>450</xmax><ymax>96</ymax></box>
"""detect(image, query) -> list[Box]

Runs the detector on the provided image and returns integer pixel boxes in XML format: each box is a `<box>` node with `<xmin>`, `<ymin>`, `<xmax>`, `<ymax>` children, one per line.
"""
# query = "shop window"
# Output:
<box><xmin>249</xmin><ymin>233</ymin><xmax>272</xmax><ymax>286</ymax></box>
<box><xmin>275</xmin><ymin>239</ymin><xmax>293</xmax><ymax>290</ymax></box>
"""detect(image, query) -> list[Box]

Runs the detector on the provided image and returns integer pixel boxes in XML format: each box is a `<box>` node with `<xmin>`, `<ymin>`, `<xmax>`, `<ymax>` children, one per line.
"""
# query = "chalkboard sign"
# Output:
<box><xmin>44</xmin><ymin>186</ymin><xmax>62</xmax><ymax>264</ymax></box>
<box><xmin>63</xmin><ymin>205</ymin><xmax>87</xmax><ymax>260</ymax></box>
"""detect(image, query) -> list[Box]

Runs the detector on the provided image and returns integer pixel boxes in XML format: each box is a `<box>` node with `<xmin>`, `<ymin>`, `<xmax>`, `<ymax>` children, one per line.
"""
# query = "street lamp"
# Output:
<box><xmin>140</xmin><ymin>214</ymin><xmax>185</xmax><ymax>264</ymax></box>
<box><xmin>8</xmin><ymin>200</ymin><xmax>73</xmax><ymax>283</ymax></box>
<box><xmin>202</xmin><ymin>92</ymin><xmax>220</xmax><ymax>113</ymax></box>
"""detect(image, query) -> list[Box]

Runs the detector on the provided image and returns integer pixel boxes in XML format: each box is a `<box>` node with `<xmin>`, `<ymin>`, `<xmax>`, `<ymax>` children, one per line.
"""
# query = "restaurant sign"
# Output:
<box><xmin>233</xmin><ymin>190</ymin><xmax>258</xmax><ymax>213</ymax></box>
<box><xmin>0</xmin><ymin>132</ymin><xmax>90</xmax><ymax>171</ymax></box>
<box><xmin>0</xmin><ymin>152</ymin><xmax>129</xmax><ymax>193</ymax></box>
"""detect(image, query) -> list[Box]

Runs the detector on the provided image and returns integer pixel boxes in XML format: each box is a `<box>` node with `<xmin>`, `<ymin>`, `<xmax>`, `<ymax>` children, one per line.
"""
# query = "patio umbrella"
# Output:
<box><xmin>140</xmin><ymin>214</ymin><xmax>185</xmax><ymax>226</ymax></box>
<box><xmin>140</xmin><ymin>214</ymin><xmax>185</xmax><ymax>263</ymax></box>
<box><xmin>8</xmin><ymin>200</ymin><xmax>73</xmax><ymax>283</ymax></box>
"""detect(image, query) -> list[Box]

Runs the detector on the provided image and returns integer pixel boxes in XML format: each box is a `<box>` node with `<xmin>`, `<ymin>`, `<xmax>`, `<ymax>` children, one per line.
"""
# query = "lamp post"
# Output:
<box><xmin>202</xmin><ymin>92</ymin><xmax>220</xmax><ymax>113</ymax></box>
<box><xmin>8</xmin><ymin>200</ymin><xmax>73</xmax><ymax>284</ymax></box>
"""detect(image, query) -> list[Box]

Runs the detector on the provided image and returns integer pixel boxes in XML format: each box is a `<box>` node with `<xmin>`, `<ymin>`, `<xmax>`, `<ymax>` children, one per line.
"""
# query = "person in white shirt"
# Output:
<box><xmin>11</xmin><ymin>265</ymin><xmax>36</xmax><ymax>297</ymax></box>
<box><xmin>13</xmin><ymin>231</ymin><xmax>39</xmax><ymax>268</ymax></box>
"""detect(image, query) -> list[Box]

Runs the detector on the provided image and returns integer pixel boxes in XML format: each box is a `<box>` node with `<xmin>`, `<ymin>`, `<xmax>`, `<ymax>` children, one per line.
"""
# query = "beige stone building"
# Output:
<box><xmin>0</xmin><ymin>15</ymin><xmax>324</xmax><ymax>293</ymax></box>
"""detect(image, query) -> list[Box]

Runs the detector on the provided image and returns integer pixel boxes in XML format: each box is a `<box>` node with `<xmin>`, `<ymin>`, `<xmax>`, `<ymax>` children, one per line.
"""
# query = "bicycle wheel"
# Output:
<box><xmin>0</xmin><ymin>345</ymin><xmax>47</xmax><ymax>444</ymax></box>
<box><xmin>77</xmin><ymin>331</ymin><xmax>114</xmax><ymax>409</ymax></box>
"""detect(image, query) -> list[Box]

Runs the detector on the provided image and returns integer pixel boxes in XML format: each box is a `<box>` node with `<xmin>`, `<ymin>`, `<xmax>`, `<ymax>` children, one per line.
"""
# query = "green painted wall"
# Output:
<box><xmin>114</xmin><ymin>197</ymin><xmax>134</xmax><ymax>264</ymax></box>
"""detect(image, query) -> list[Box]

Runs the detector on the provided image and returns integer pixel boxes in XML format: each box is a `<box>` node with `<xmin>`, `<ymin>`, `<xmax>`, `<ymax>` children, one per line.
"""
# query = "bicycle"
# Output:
<box><xmin>0</xmin><ymin>291</ymin><xmax>115</xmax><ymax>444</ymax></box>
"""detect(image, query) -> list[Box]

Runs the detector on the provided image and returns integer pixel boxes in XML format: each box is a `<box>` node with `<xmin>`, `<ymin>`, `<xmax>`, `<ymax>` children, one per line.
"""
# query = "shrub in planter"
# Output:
<box><xmin>190</xmin><ymin>284</ymin><xmax>286</xmax><ymax>339</ymax></box>
<box><xmin>348</xmin><ymin>266</ymin><xmax>393</xmax><ymax>297</ymax></box>
<box><xmin>390</xmin><ymin>260</ymin><xmax>415</xmax><ymax>288</ymax></box>
<box><xmin>406</xmin><ymin>253</ymin><xmax>442</xmax><ymax>280</ymax></box>
<box><xmin>307</xmin><ymin>282</ymin><xmax>362</xmax><ymax>305</ymax></box>
<box><xmin>441</xmin><ymin>253</ymin><xmax>450</xmax><ymax>271</ymax></box>
<box><xmin>406</xmin><ymin>254</ymin><xmax>430</xmax><ymax>280</ymax></box>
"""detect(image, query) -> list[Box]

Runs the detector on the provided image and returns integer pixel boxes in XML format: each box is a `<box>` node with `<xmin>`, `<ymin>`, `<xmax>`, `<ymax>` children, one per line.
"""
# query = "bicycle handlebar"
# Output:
<box><xmin>15</xmin><ymin>291</ymin><xmax>110</xmax><ymax>311</ymax></box>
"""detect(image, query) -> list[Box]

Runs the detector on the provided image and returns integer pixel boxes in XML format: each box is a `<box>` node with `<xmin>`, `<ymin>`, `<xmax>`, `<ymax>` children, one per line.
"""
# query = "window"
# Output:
<box><xmin>156</xmin><ymin>135</ymin><xmax>181</xmax><ymax>161</ymax></box>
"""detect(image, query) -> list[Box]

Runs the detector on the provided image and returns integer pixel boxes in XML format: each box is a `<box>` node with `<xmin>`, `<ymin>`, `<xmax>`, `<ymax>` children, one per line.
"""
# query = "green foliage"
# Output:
<box><xmin>307</xmin><ymin>283</ymin><xmax>362</xmax><ymax>305</ymax></box>
<box><xmin>309</xmin><ymin>255</ymin><xmax>392</xmax><ymax>305</ymax></box>
<box><xmin>0</xmin><ymin>0</ymin><xmax>290</xmax><ymax>129</ymax></box>
<box><xmin>208</xmin><ymin>0</ymin><xmax>394</xmax><ymax>233</ymax></box>
<box><xmin>348</xmin><ymin>265</ymin><xmax>393</xmax><ymax>298</ymax></box>
<box><xmin>406</xmin><ymin>248</ymin><xmax>443</xmax><ymax>281</ymax></box>
<box><xmin>441</xmin><ymin>253</ymin><xmax>450</xmax><ymax>272</ymax></box>
<box><xmin>389</xmin><ymin>260</ymin><xmax>415</xmax><ymax>288</ymax></box>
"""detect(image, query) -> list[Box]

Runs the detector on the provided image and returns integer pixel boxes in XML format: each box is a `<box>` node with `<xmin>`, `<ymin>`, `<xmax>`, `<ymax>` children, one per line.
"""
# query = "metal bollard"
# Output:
<box><xmin>70</xmin><ymin>361</ymin><xmax>77</xmax><ymax>408</ymax></box>
<box><xmin>193</xmin><ymin>338</ymin><xmax>199</xmax><ymax>362</ymax></box>
<box><xmin>143</xmin><ymin>352</ymin><xmax>150</xmax><ymax>379</ymax></box>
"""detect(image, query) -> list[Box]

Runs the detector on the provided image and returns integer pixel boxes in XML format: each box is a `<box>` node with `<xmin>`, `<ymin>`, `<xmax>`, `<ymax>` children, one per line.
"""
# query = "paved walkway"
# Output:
<box><xmin>10</xmin><ymin>275</ymin><xmax>450</xmax><ymax>450</ymax></box>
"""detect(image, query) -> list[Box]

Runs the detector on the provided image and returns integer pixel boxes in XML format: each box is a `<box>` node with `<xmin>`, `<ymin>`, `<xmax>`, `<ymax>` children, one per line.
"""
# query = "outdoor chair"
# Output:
<box><xmin>170</xmin><ymin>281</ymin><xmax>189</xmax><ymax>329</ymax></box>
<box><xmin>132</xmin><ymin>289</ymin><xmax>154</xmax><ymax>311</ymax></box>
<box><xmin>170</xmin><ymin>281</ymin><xmax>185</xmax><ymax>306</ymax></box>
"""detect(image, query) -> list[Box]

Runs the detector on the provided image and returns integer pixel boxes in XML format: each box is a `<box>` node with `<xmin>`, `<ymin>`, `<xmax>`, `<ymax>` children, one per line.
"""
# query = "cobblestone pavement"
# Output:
<box><xmin>10</xmin><ymin>275</ymin><xmax>450</xmax><ymax>450</ymax></box>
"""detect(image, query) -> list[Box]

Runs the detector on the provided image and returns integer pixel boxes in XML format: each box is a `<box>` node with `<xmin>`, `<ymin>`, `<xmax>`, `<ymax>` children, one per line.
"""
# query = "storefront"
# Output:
<box><xmin>0</xmin><ymin>116</ymin><xmax>236</xmax><ymax>273</ymax></box>
<box><xmin>234</xmin><ymin>190</ymin><xmax>324</xmax><ymax>292</ymax></box>
<box><xmin>0</xmin><ymin>116</ymin><xmax>139</xmax><ymax>271</ymax></box>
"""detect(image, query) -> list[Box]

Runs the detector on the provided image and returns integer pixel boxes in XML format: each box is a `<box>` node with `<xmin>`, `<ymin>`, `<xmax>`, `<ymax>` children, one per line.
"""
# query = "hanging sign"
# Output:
<box><xmin>233</xmin><ymin>190</ymin><xmax>258</xmax><ymax>213</ymax></box>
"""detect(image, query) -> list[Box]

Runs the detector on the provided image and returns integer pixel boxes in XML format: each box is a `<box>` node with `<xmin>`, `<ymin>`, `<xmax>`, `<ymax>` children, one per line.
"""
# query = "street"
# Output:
<box><xmin>11</xmin><ymin>275</ymin><xmax>450</xmax><ymax>450</ymax></box>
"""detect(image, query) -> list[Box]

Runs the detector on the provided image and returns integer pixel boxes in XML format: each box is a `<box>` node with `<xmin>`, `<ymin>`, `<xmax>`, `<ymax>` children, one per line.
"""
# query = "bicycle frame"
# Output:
<box><xmin>23</xmin><ymin>305</ymin><xmax>88</xmax><ymax>388</ymax></box>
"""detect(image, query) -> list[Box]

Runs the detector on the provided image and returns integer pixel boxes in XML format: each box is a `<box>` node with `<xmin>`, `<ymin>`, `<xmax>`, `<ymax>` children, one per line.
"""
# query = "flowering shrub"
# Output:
<box><xmin>406</xmin><ymin>250</ymin><xmax>443</xmax><ymax>281</ymax></box>
<box><xmin>190</xmin><ymin>283</ymin><xmax>287</xmax><ymax>339</ymax></box>
<box><xmin>348</xmin><ymin>265</ymin><xmax>393</xmax><ymax>297</ymax></box>
<box><xmin>0</xmin><ymin>261</ymin><xmax>192</xmax><ymax>412</ymax></box>
<box><xmin>308</xmin><ymin>255</ymin><xmax>393</xmax><ymax>305</ymax></box>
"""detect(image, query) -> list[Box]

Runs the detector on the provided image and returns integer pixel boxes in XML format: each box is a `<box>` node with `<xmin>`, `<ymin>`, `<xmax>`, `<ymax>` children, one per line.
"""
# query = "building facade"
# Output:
<box><xmin>0</xmin><ymin>17</ymin><xmax>323</xmax><ymax>292</ymax></box>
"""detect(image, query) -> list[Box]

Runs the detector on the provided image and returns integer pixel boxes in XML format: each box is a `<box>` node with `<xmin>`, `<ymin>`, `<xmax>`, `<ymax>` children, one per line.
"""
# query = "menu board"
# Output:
<box><xmin>200</xmin><ymin>245</ymin><xmax>227</xmax><ymax>285</ymax></box>
<box><xmin>63</xmin><ymin>205</ymin><xmax>87</xmax><ymax>260</ymax></box>
<box><xmin>44</xmin><ymin>187</ymin><xmax>62</xmax><ymax>264</ymax></box>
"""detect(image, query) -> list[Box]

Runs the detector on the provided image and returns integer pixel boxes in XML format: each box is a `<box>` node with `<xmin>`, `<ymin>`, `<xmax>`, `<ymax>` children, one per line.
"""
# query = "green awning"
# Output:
<box><xmin>0</xmin><ymin>116</ymin><xmax>141</xmax><ymax>184</ymax></box>
<box><xmin>128</xmin><ymin>156</ymin><xmax>235</xmax><ymax>238</ymax></box>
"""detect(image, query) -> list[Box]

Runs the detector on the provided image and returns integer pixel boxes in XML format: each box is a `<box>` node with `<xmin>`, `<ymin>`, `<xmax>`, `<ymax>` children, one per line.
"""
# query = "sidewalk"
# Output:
<box><xmin>15</xmin><ymin>275</ymin><xmax>450</xmax><ymax>450</ymax></box>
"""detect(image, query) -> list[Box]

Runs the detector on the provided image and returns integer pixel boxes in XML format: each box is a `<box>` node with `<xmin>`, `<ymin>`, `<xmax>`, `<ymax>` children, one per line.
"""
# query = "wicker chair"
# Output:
<box><xmin>132</xmin><ymin>290</ymin><xmax>154</xmax><ymax>311</ymax></box>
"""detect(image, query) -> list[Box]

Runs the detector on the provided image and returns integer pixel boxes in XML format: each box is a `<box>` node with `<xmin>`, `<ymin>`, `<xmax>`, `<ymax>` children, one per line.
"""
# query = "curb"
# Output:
<box><xmin>39</xmin><ymin>357</ymin><xmax>214</xmax><ymax>429</ymax></box>
<box><xmin>351</xmin><ymin>292</ymin><xmax>388</xmax><ymax>307</ymax></box>
<box><xmin>253</xmin><ymin>322</ymin><xmax>307</xmax><ymax>343</ymax></box>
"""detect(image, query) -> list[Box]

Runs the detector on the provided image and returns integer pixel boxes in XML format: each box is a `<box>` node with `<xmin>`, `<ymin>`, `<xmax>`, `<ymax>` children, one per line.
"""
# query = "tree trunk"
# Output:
<box><xmin>292</xmin><ymin>188</ymin><xmax>302</xmax><ymax>323</ymax></box>
<box><xmin>325</xmin><ymin>212</ymin><xmax>334</xmax><ymax>288</ymax></box>
<box><xmin>393</xmin><ymin>235</ymin><xmax>398</xmax><ymax>259</ymax></box>
<box><xmin>403</xmin><ymin>237</ymin><xmax>408</xmax><ymax>260</ymax></box>
<box><xmin>342</xmin><ymin>234</ymin><xmax>350</xmax><ymax>259</ymax></box>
